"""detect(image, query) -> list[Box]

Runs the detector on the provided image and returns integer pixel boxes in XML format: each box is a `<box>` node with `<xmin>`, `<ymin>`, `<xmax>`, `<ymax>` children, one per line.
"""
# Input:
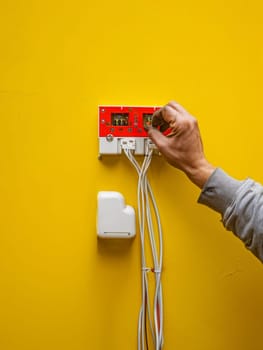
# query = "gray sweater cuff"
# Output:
<box><xmin>198</xmin><ymin>168</ymin><xmax>243</xmax><ymax>214</ymax></box>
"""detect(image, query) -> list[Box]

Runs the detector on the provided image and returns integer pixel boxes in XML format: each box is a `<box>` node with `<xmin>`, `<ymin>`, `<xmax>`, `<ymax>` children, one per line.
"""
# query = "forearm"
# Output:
<box><xmin>148</xmin><ymin>100</ymin><xmax>263</xmax><ymax>261</ymax></box>
<box><xmin>198</xmin><ymin>168</ymin><xmax>263</xmax><ymax>262</ymax></box>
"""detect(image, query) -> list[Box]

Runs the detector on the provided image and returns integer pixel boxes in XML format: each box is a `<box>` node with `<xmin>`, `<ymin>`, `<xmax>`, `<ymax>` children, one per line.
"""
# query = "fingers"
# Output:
<box><xmin>147</xmin><ymin>126</ymin><xmax>169</xmax><ymax>150</ymax></box>
<box><xmin>167</xmin><ymin>100</ymin><xmax>185</xmax><ymax>113</ymax></box>
<box><xmin>151</xmin><ymin>106</ymin><xmax>174</xmax><ymax>132</ymax></box>
<box><xmin>162</xmin><ymin>105</ymin><xmax>180</xmax><ymax>124</ymax></box>
<box><xmin>152</xmin><ymin>101</ymin><xmax>183</xmax><ymax>129</ymax></box>
<box><xmin>151</xmin><ymin>108</ymin><xmax>165</xmax><ymax>128</ymax></box>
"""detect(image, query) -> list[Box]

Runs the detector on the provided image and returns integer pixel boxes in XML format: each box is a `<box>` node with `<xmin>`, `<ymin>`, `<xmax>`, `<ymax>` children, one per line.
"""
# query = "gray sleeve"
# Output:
<box><xmin>198</xmin><ymin>168</ymin><xmax>263</xmax><ymax>262</ymax></box>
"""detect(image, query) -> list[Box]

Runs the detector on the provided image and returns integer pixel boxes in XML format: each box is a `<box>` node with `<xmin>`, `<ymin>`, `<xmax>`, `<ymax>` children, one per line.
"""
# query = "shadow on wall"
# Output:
<box><xmin>97</xmin><ymin>237</ymin><xmax>135</xmax><ymax>257</ymax></box>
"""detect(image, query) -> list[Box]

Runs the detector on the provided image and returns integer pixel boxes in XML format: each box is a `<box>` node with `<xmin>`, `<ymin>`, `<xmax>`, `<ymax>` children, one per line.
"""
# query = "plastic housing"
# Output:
<box><xmin>97</xmin><ymin>191</ymin><xmax>136</xmax><ymax>239</ymax></box>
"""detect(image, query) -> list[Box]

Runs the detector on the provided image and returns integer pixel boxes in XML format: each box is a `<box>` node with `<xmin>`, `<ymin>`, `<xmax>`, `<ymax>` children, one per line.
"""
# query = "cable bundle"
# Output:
<box><xmin>123</xmin><ymin>146</ymin><xmax>164</xmax><ymax>350</ymax></box>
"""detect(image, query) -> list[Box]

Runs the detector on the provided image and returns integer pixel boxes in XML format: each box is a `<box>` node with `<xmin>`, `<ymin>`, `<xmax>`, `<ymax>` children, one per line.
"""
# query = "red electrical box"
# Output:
<box><xmin>99</xmin><ymin>106</ymin><xmax>160</xmax><ymax>138</ymax></box>
<box><xmin>98</xmin><ymin>106</ymin><xmax>161</xmax><ymax>156</ymax></box>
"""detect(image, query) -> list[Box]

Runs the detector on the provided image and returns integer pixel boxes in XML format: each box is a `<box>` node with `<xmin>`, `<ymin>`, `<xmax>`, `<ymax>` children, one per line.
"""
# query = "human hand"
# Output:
<box><xmin>147</xmin><ymin>101</ymin><xmax>215</xmax><ymax>188</ymax></box>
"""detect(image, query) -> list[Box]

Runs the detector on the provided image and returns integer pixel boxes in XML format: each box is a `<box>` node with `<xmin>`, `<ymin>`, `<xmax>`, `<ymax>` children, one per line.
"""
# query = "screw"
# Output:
<box><xmin>106</xmin><ymin>134</ymin><xmax>114</xmax><ymax>142</ymax></box>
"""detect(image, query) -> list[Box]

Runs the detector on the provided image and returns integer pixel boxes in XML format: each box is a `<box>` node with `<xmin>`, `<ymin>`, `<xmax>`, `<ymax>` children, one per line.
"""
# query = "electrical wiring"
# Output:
<box><xmin>123</xmin><ymin>143</ymin><xmax>164</xmax><ymax>350</ymax></box>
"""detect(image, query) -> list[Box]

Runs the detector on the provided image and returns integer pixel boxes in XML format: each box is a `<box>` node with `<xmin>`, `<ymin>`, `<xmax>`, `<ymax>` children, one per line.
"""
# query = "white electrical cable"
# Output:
<box><xmin>123</xmin><ymin>143</ymin><xmax>164</xmax><ymax>350</ymax></box>
<box><xmin>124</xmin><ymin>148</ymin><xmax>154</xmax><ymax>349</ymax></box>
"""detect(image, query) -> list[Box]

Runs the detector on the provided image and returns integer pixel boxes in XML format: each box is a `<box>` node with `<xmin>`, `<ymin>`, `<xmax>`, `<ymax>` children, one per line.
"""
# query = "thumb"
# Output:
<box><xmin>147</xmin><ymin>127</ymin><xmax>168</xmax><ymax>150</ymax></box>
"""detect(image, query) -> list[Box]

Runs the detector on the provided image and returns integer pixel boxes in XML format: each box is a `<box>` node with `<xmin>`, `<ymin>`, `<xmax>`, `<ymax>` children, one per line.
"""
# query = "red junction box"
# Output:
<box><xmin>99</xmin><ymin>106</ymin><xmax>161</xmax><ymax>138</ymax></box>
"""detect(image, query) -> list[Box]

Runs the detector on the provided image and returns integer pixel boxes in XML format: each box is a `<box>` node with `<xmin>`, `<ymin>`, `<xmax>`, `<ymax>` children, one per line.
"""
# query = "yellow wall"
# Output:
<box><xmin>1</xmin><ymin>1</ymin><xmax>263</xmax><ymax>349</ymax></box>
